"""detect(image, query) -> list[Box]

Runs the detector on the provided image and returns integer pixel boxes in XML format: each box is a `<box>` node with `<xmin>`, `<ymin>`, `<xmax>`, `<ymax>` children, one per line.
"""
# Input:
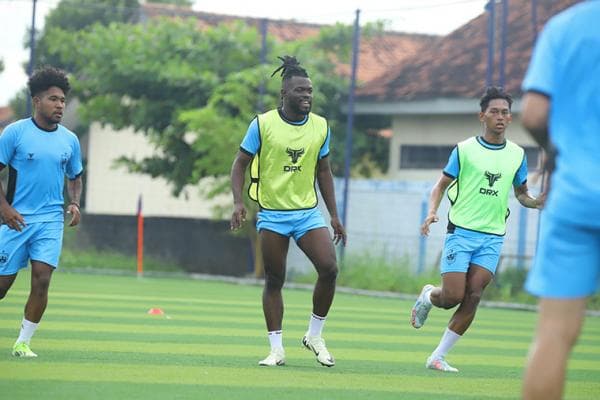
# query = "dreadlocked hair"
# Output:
<box><xmin>270</xmin><ymin>55</ymin><xmax>309</xmax><ymax>81</ymax></box>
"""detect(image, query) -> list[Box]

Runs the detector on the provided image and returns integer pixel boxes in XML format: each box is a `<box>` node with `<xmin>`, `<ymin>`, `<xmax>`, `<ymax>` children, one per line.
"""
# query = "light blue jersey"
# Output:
<box><xmin>522</xmin><ymin>1</ymin><xmax>600</xmax><ymax>228</ymax></box>
<box><xmin>523</xmin><ymin>2</ymin><xmax>600</xmax><ymax>298</ymax></box>
<box><xmin>0</xmin><ymin>118</ymin><xmax>83</xmax><ymax>224</ymax></box>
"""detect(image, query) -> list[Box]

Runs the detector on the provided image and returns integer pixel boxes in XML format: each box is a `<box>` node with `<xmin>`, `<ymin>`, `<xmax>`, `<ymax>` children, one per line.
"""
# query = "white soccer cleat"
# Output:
<box><xmin>302</xmin><ymin>334</ymin><xmax>335</xmax><ymax>367</ymax></box>
<box><xmin>258</xmin><ymin>347</ymin><xmax>285</xmax><ymax>366</ymax></box>
<box><xmin>426</xmin><ymin>355</ymin><xmax>459</xmax><ymax>372</ymax></box>
<box><xmin>411</xmin><ymin>284</ymin><xmax>434</xmax><ymax>328</ymax></box>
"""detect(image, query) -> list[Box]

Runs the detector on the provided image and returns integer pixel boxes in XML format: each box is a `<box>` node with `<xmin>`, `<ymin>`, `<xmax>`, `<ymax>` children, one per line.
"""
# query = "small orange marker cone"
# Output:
<box><xmin>147</xmin><ymin>308</ymin><xmax>164</xmax><ymax>315</ymax></box>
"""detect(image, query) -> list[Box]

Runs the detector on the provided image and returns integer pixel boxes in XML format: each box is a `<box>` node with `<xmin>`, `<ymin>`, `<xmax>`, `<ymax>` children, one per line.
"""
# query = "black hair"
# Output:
<box><xmin>28</xmin><ymin>66</ymin><xmax>71</xmax><ymax>97</ymax></box>
<box><xmin>479</xmin><ymin>86</ymin><xmax>512</xmax><ymax>112</ymax></box>
<box><xmin>270</xmin><ymin>55</ymin><xmax>309</xmax><ymax>83</ymax></box>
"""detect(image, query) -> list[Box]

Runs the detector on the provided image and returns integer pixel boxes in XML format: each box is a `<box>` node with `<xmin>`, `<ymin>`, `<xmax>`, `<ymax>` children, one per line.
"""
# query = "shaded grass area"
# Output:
<box><xmin>0</xmin><ymin>272</ymin><xmax>599</xmax><ymax>400</ymax></box>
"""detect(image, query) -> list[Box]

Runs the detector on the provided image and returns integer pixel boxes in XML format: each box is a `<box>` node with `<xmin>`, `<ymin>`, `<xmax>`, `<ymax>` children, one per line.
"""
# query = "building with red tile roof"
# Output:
<box><xmin>352</xmin><ymin>0</ymin><xmax>580</xmax><ymax>180</ymax></box>
<box><xmin>357</xmin><ymin>0</ymin><xmax>580</xmax><ymax>101</ymax></box>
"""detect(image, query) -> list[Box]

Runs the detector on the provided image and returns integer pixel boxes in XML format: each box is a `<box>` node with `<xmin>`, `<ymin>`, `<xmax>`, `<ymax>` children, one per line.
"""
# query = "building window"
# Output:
<box><xmin>399</xmin><ymin>145</ymin><xmax>454</xmax><ymax>169</ymax></box>
<box><xmin>400</xmin><ymin>145</ymin><xmax>541</xmax><ymax>171</ymax></box>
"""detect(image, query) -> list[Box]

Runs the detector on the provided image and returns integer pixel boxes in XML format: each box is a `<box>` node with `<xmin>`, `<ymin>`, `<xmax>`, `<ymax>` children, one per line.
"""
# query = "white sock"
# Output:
<box><xmin>308</xmin><ymin>313</ymin><xmax>326</xmax><ymax>337</ymax></box>
<box><xmin>431</xmin><ymin>328</ymin><xmax>461</xmax><ymax>359</ymax></box>
<box><xmin>267</xmin><ymin>330</ymin><xmax>283</xmax><ymax>350</ymax></box>
<box><xmin>16</xmin><ymin>318</ymin><xmax>39</xmax><ymax>345</ymax></box>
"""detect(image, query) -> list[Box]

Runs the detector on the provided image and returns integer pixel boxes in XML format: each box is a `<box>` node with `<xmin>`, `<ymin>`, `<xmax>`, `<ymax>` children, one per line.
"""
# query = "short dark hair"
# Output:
<box><xmin>270</xmin><ymin>55</ymin><xmax>309</xmax><ymax>83</ymax></box>
<box><xmin>28</xmin><ymin>66</ymin><xmax>71</xmax><ymax>97</ymax></box>
<box><xmin>479</xmin><ymin>86</ymin><xmax>512</xmax><ymax>112</ymax></box>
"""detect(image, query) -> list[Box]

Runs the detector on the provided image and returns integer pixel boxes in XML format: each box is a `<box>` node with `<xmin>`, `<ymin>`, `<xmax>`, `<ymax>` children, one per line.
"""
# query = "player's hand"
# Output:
<box><xmin>420</xmin><ymin>213</ymin><xmax>439</xmax><ymax>236</ymax></box>
<box><xmin>230</xmin><ymin>203</ymin><xmax>246</xmax><ymax>231</ymax></box>
<box><xmin>0</xmin><ymin>203</ymin><xmax>26</xmax><ymax>231</ymax></box>
<box><xmin>66</xmin><ymin>203</ymin><xmax>81</xmax><ymax>227</ymax></box>
<box><xmin>330</xmin><ymin>216</ymin><xmax>346</xmax><ymax>246</ymax></box>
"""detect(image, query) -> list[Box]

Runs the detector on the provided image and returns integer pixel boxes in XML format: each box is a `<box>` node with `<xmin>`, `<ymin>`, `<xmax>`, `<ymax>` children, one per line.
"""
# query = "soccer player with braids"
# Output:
<box><xmin>230</xmin><ymin>56</ymin><xmax>346</xmax><ymax>367</ymax></box>
<box><xmin>0</xmin><ymin>66</ymin><xmax>83</xmax><ymax>357</ymax></box>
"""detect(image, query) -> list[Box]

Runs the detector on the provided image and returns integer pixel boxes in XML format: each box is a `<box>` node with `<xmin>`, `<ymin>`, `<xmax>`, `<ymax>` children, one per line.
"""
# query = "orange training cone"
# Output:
<box><xmin>147</xmin><ymin>308</ymin><xmax>164</xmax><ymax>315</ymax></box>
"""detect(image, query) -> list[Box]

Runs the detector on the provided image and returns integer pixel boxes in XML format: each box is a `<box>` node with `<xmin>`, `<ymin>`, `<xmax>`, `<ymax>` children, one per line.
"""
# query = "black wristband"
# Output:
<box><xmin>69</xmin><ymin>201</ymin><xmax>80</xmax><ymax>208</ymax></box>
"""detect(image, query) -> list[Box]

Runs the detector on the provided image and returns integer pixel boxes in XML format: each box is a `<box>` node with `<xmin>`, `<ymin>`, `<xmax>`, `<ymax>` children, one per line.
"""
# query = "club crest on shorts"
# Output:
<box><xmin>446</xmin><ymin>248</ymin><xmax>456</xmax><ymax>264</ymax></box>
<box><xmin>0</xmin><ymin>250</ymin><xmax>8</xmax><ymax>264</ymax></box>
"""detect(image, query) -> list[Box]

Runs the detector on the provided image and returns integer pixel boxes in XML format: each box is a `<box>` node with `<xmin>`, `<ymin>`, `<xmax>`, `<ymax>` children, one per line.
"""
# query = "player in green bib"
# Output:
<box><xmin>230</xmin><ymin>56</ymin><xmax>346</xmax><ymax>367</ymax></box>
<box><xmin>410</xmin><ymin>87</ymin><xmax>545</xmax><ymax>372</ymax></box>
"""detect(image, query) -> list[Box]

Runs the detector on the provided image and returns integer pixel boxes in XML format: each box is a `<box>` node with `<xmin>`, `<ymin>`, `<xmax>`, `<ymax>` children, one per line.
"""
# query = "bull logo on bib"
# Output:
<box><xmin>286</xmin><ymin>147</ymin><xmax>305</xmax><ymax>164</ymax></box>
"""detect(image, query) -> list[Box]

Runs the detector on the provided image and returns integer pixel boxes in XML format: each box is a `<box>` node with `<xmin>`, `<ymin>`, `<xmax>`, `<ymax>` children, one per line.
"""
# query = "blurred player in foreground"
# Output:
<box><xmin>521</xmin><ymin>2</ymin><xmax>600</xmax><ymax>399</ymax></box>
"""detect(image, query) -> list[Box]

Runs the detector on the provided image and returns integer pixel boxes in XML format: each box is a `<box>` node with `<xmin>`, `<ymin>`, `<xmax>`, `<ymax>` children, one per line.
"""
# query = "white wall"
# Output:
<box><xmin>387</xmin><ymin>113</ymin><xmax>538</xmax><ymax>180</ymax></box>
<box><xmin>85</xmin><ymin>123</ymin><xmax>228</xmax><ymax>217</ymax></box>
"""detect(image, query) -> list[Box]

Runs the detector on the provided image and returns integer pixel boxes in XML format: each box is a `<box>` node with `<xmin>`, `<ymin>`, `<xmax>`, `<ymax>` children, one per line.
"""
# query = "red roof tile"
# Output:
<box><xmin>140</xmin><ymin>3</ymin><xmax>436</xmax><ymax>84</ymax></box>
<box><xmin>357</xmin><ymin>0</ymin><xmax>581</xmax><ymax>101</ymax></box>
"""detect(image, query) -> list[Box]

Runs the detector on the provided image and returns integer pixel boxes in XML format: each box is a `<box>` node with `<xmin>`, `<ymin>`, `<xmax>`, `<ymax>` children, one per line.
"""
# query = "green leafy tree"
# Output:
<box><xmin>47</xmin><ymin>18</ymin><xmax>351</xmax><ymax>194</ymax></box>
<box><xmin>9</xmin><ymin>89</ymin><xmax>28</xmax><ymax>121</ymax></box>
<box><xmin>41</xmin><ymin>16</ymin><xmax>390</xmax><ymax>275</ymax></box>
<box><xmin>32</xmin><ymin>0</ymin><xmax>139</xmax><ymax>68</ymax></box>
<box><xmin>10</xmin><ymin>1</ymin><xmax>140</xmax><ymax>120</ymax></box>
<box><xmin>307</xmin><ymin>21</ymin><xmax>391</xmax><ymax>176</ymax></box>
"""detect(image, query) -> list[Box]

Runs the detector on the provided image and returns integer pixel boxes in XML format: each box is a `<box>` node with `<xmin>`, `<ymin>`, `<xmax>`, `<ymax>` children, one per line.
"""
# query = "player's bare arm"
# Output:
<box><xmin>230</xmin><ymin>150</ymin><xmax>252</xmax><ymax>231</ymax></box>
<box><xmin>316</xmin><ymin>156</ymin><xmax>346</xmax><ymax>246</ymax></box>
<box><xmin>421</xmin><ymin>173</ymin><xmax>454</xmax><ymax>236</ymax></box>
<box><xmin>522</xmin><ymin>92</ymin><xmax>556</xmax><ymax>176</ymax></box>
<box><xmin>514</xmin><ymin>183</ymin><xmax>545</xmax><ymax>209</ymax></box>
<box><xmin>522</xmin><ymin>92</ymin><xmax>550</xmax><ymax>150</ymax></box>
<box><xmin>66</xmin><ymin>175</ymin><xmax>83</xmax><ymax>227</ymax></box>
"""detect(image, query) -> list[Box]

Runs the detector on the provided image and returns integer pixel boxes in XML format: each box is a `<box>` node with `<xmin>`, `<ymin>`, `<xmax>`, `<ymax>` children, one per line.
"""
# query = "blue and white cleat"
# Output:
<box><xmin>411</xmin><ymin>284</ymin><xmax>434</xmax><ymax>328</ymax></box>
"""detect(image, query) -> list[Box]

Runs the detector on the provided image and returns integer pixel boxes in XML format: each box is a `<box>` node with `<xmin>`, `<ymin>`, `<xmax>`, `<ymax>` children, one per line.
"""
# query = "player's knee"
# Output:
<box><xmin>264</xmin><ymin>272</ymin><xmax>285</xmax><ymax>291</ymax></box>
<box><xmin>440</xmin><ymin>297</ymin><xmax>461</xmax><ymax>309</ymax></box>
<box><xmin>558</xmin><ymin>324</ymin><xmax>582</xmax><ymax>349</ymax></box>
<box><xmin>317</xmin><ymin>262</ymin><xmax>338</xmax><ymax>283</ymax></box>
<box><xmin>465</xmin><ymin>288</ymin><xmax>483</xmax><ymax>307</ymax></box>
<box><xmin>439</xmin><ymin>291</ymin><xmax>463</xmax><ymax>309</ymax></box>
<box><xmin>31</xmin><ymin>277</ymin><xmax>51</xmax><ymax>297</ymax></box>
<box><xmin>0</xmin><ymin>287</ymin><xmax>7</xmax><ymax>300</ymax></box>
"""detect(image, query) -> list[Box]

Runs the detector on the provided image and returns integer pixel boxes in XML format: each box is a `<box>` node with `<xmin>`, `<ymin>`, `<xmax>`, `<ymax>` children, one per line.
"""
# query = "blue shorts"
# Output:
<box><xmin>256</xmin><ymin>208</ymin><xmax>327</xmax><ymax>242</ymax></box>
<box><xmin>526</xmin><ymin>214</ymin><xmax>600</xmax><ymax>298</ymax></box>
<box><xmin>0</xmin><ymin>221</ymin><xmax>64</xmax><ymax>275</ymax></box>
<box><xmin>440</xmin><ymin>229</ymin><xmax>504</xmax><ymax>275</ymax></box>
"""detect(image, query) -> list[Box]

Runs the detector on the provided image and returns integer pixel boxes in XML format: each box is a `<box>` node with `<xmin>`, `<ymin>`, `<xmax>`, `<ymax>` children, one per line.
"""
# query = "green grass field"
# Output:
<box><xmin>0</xmin><ymin>271</ymin><xmax>599</xmax><ymax>400</ymax></box>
